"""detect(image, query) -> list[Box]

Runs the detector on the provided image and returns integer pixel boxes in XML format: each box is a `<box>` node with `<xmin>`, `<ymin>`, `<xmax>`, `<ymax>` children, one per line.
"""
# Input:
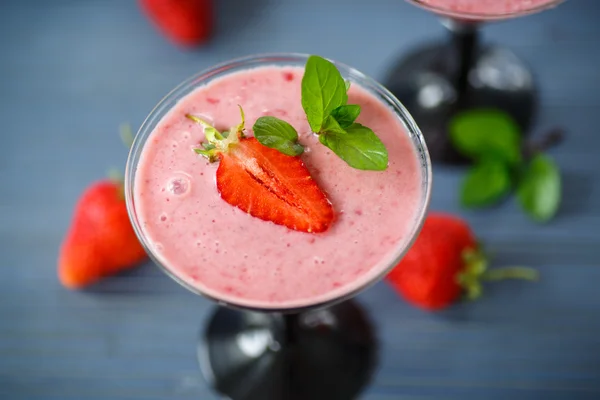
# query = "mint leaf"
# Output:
<box><xmin>461</xmin><ymin>159</ymin><xmax>512</xmax><ymax>208</ymax></box>
<box><xmin>450</xmin><ymin>109</ymin><xmax>522</xmax><ymax>166</ymax></box>
<box><xmin>301</xmin><ymin>55</ymin><xmax>348</xmax><ymax>133</ymax></box>
<box><xmin>319</xmin><ymin>123</ymin><xmax>388</xmax><ymax>171</ymax></box>
<box><xmin>345</xmin><ymin>80</ymin><xmax>351</xmax><ymax>91</ymax></box>
<box><xmin>517</xmin><ymin>154</ymin><xmax>561</xmax><ymax>222</ymax></box>
<box><xmin>253</xmin><ymin>116</ymin><xmax>304</xmax><ymax>156</ymax></box>
<box><xmin>322</xmin><ymin>115</ymin><xmax>347</xmax><ymax>134</ymax></box>
<box><xmin>330</xmin><ymin>104</ymin><xmax>360</xmax><ymax>128</ymax></box>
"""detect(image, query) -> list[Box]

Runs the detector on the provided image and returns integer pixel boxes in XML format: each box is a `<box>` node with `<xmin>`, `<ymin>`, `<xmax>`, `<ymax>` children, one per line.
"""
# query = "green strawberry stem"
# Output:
<box><xmin>120</xmin><ymin>123</ymin><xmax>135</xmax><ymax>149</ymax></box>
<box><xmin>458</xmin><ymin>248</ymin><xmax>538</xmax><ymax>301</ymax></box>
<box><xmin>109</xmin><ymin>123</ymin><xmax>135</xmax><ymax>182</ymax></box>
<box><xmin>107</xmin><ymin>168</ymin><xmax>125</xmax><ymax>200</ymax></box>
<box><xmin>482</xmin><ymin>267</ymin><xmax>539</xmax><ymax>282</ymax></box>
<box><xmin>186</xmin><ymin>105</ymin><xmax>245</xmax><ymax>162</ymax></box>
<box><xmin>109</xmin><ymin>122</ymin><xmax>134</xmax><ymax>201</ymax></box>
<box><xmin>108</xmin><ymin>168</ymin><xmax>124</xmax><ymax>183</ymax></box>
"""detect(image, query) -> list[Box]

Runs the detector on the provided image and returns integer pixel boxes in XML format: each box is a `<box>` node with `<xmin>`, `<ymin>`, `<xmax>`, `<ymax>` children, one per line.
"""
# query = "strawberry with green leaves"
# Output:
<box><xmin>386</xmin><ymin>212</ymin><xmax>538</xmax><ymax>311</ymax></box>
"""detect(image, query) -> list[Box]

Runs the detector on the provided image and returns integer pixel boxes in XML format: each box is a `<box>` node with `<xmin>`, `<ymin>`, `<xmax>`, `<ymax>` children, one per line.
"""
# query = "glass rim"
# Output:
<box><xmin>406</xmin><ymin>0</ymin><xmax>564</xmax><ymax>21</ymax></box>
<box><xmin>124</xmin><ymin>52</ymin><xmax>432</xmax><ymax>313</ymax></box>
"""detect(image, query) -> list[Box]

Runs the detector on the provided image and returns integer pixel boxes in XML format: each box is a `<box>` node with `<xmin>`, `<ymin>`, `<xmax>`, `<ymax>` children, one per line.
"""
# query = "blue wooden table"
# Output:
<box><xmin>1</xmin><ymin>0</ymin><xmax>599</xmax><ymax>399</ymax></box>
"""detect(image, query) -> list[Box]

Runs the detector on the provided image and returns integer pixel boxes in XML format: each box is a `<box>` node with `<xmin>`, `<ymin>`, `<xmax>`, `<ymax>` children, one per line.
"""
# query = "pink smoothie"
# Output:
<box><xmin>133</xmin><ymin>66</ymin><xmax>425</xmax><ymax>309</ymax></box>
<box><xmin>413</xmin><ymin>0</ymin><xmax>559</xmax><ymax>18</ymax></box>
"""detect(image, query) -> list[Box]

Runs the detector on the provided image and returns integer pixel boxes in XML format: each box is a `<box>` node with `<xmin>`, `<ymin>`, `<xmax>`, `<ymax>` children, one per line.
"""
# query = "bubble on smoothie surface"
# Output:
<box><xmin>260</xmin><ymin>108</ymin><xmax>288</xmax><ymax>118</ymax></box>
<box><xmin>167</xmin><ymin>176</ymin><xmax>190</xmax><ymax>196</ymax></box>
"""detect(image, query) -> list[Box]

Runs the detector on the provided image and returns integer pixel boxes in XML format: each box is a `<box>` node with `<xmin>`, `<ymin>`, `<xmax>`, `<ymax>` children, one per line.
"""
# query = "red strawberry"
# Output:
<box><xmin>187</xmin><ymin>111</ymin><xmax>334</xmax><ymax>233</ymax></box>
<box><xmin>386</xmin><ymin>212</ymin><xmax>537</xmax><ymax>311</ymax></box>
<box><xmin>139</xmin><ymin>0</ymin><xmax>213</xmax><ymax>47</ymax></box>
<box><xmin>58</xmin><ymin>180</ymin><xmax>147</xmax><ymax>289</ymax></box>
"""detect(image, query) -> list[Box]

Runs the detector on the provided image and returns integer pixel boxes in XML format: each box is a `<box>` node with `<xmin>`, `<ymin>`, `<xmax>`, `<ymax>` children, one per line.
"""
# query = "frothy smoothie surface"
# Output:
<box><xmin>134</xmin><ymin>66</ymin><xmax>424</xmax><ymax>309</ymax></box>
<box><xmin>416</xmin><ymin>0</ymin><xmax>558</xmax><ymax>17</ymax></box>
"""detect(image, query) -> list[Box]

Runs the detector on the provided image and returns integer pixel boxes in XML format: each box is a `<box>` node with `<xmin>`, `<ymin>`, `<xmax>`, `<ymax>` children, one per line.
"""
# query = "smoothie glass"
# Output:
<box><xmin>384</xmin><ymin>0</ymin><xmax>564</xmax><ymax>163</ymax></box>
<box><xmin>125</xmin><ymin>54</ymin><xmax>432</xmax><ymax>400</ymax></box>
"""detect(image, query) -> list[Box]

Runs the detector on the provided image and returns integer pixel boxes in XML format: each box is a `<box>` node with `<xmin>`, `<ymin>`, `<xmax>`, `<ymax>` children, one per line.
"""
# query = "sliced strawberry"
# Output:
<box><xmin>217</xmin><ymin>137</ymin><xmax>333</xmax><ymax>233</ymax></box>
<box><xmin>187</xmin><ymin>108</ymin><xmax>334</xmax><ymax>233</ymax></box>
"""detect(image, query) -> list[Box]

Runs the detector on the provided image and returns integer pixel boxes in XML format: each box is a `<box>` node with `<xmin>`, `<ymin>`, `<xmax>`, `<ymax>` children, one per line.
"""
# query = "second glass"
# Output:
<box><xmin>384</xmin><ymin>0</ymin><xmax>564</xmax><ymax>163</ymax></box>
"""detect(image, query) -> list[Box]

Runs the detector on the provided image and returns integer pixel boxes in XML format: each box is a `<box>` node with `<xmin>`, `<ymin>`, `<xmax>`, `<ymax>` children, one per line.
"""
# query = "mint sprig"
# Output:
<box><xmin>240</xmin><ymin>55</ymin><xmax>388</xmax><ymax>170</ymax></box>
<box><xmin>301</xmin><ymin>55</ymin><xmax>388</xmax><ymax>171</ymax></box>
<box><xmin>450</xmin><ymin>109</ymin><xmax>562</xmax><ymax>222</ymax></box>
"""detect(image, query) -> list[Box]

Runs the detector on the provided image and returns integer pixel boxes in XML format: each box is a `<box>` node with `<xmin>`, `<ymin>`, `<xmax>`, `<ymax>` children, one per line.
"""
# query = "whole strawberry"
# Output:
<box><xmin>386</xmin><ymin>212</ymin><xmax>537</xmax><ymax>311</ymax></box>
<box><xmin>58</xmin><ymin>180</ymin><xmax>147</xmax><ymax>289</ymax></box>
<box><xmin>139</xmin><ymin>0</ymin><xmax>213</xmax><ymax>47</ymax></box>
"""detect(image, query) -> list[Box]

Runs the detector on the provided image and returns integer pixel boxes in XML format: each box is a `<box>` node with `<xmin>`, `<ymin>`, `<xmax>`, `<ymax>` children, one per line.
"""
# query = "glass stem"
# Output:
<box><xmin>282</xmin><ymin>313</ymin><xmax>298</xmax><ymax>345</ymax></box>
<box><xmin>445</xmin><ymin>19</ymin><xmax>480</xmax><ymax>102</ymax></box>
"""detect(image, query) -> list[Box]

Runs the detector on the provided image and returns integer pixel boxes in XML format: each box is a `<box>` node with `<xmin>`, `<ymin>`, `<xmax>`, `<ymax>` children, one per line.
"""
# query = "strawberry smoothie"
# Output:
<box><xmin>132</xmin><ymin>65</ymin><xmax>426</xmax><ymax>309</ymax></box>
<box><xmin>413</xmin><ymin>0</ymin><xmax>560</xmax><ymax>18</ymax></box>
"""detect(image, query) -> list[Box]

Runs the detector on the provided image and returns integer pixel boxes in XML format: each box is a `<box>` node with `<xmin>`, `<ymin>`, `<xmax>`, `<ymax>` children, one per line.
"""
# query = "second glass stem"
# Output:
<box><xmin>446</xmin><ymin>20</ymin><xmax>480</xmax><ymax>101</ymax></box>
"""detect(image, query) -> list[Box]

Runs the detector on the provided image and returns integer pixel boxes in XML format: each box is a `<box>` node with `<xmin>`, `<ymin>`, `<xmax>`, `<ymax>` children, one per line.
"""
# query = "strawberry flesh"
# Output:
<box><xmin>216</xmin><ymin>137</ymin><xmax>334</xmax><ymax>233</ymax></box>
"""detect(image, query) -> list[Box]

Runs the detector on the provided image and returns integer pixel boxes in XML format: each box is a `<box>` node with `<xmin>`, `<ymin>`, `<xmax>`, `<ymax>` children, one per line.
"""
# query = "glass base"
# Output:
<box><xmin>198</xmin><ymin>299</ymin><xmax>377</xmax><ymax>400</ymax></box>
<box><xmin>384</xmin><ymin>40</ymin><xmax>537</xmax><ymax>164</ymax></box>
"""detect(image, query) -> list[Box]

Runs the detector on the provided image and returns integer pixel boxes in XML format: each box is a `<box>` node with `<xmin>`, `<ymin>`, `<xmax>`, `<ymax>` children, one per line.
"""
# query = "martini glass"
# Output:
<box><xmin>384</xmin><ymin>0</ymin><xmax>564</xmax><ymax>163</ymax></box>
<box><xmin>125</xmin><ymin>54</ymin><xmax>432</xmax><ymax>400</ymax></box>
